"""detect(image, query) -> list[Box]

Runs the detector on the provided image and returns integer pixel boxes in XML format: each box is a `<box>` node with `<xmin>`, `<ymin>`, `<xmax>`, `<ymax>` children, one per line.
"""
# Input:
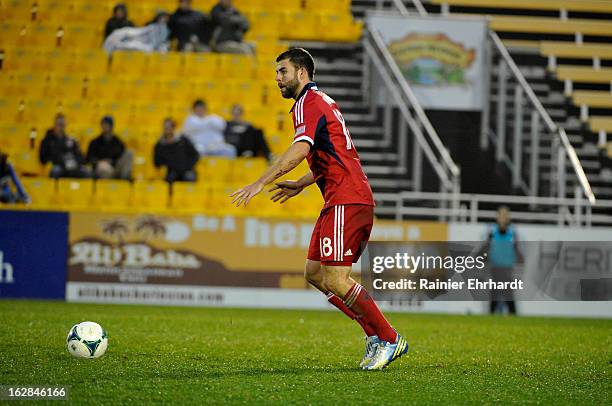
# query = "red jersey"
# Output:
<box><xmin>291</xmin><ymin>82</ymin><xmax>374</xmax><ymax>209</ymax></box>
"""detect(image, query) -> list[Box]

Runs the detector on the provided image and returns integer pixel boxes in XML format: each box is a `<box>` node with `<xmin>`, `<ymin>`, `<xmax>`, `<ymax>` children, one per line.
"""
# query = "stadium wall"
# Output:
<box><xmin>1</xmin><ymin>209</ymin><xmax>610</xmax><ymax>318</ymax></box>
<box><xmin>0</xmin><ymin>210</ymin><xmax>68</xmax><ymax>299</ymax></box>
<box><xmin>448</xmin><ymin>223</ymin><xmax>612</xmax><ymax>318</ymax></box>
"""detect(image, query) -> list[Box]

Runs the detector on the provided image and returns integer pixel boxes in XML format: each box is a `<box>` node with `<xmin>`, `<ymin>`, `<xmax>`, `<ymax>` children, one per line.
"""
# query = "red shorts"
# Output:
<box><xmin>307</xmin><ymin>204</ymin><xmax>374</xmax><ymax>266</ymax></box>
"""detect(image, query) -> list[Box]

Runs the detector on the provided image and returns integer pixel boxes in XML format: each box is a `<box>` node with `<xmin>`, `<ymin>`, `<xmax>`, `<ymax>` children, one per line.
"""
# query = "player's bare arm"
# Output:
<box><xmin>230</xmin><ymin>141</ymin><xmax>310</xmax><ymax>207</ymax></box>
<box><xmin>269</xmin><ymin>171</ymin><xmax>315</xmax><ymax>203</ymax></box>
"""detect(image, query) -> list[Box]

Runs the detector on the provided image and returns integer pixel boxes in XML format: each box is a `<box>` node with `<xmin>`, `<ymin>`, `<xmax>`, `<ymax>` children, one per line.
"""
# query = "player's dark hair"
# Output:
<box><xmin>193</xmin><ymin>99</ymin><xmax>206</xmax><ymax>109</ymax></box>
<box><xmin>276</xmin><ymin>48</ymin><xmax>315</xmax><ymax>80</ymax></box>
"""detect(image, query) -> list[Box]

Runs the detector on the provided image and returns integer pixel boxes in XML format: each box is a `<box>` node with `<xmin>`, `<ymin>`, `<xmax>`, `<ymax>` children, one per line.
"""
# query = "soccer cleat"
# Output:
<box><xmin>359</xmin><ymin>335</ymin><xmax>381</xmax><ymax>368</ymax></box>
<box><xmin>362</xmin><ymin>334</ymin><xmax>409</xmax><ymax>370</ymax></box>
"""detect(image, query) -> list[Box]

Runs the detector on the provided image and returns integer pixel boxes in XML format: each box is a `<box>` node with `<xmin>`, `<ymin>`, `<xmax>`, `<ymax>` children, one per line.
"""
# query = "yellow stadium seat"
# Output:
<box><xmin>573</xmin><ymin>91</ymin><xmax>612</xmax><ymax>109</ymax></box>
<box><xmin>572</xmin><ymin>91</ymin><xmax>612</xmax><ymax>121</ymax></box>
<box><xmin>10</xmin><ymin>150</ymin><xmax>44</xmax><ymax>176</ymax></box>
<box><xmin>281</xmin><ymin>11</ymin><xmax>321</xmax><ymax>41</ymax></box>
<box><xmin>72</xmin><ymin>124</ymin><xmax>98</xmax><ymax>148</ymax></box>
<box><xmin>540</xmin><ymin>42</ymin><xmax>612</xmax><ymax>60</ymax></box>
<box><xmin>33</xmin><ymin>0</ymin><xmax>68</xmax><ymax>23</ymax></box>
<box><xmin>196</xmin><ymin>157</ymin><xmax>234</xmax><ymax>184</ymax></box>
<box><xmin>319</xmin><ymin>13</ymin><xmax>362</xmax><ymax>42</ymax></box>
<box><xmin>170</xmin><ymin>182</ymin><xmax>210</xmax><ymax>211</ymax></box>
<box><xmin>489</xmin><ymin>16</ymin><xmax>612</xmax><ymax>36</ymax></box>
<box><xmin>0</xmin><ymin>22</ymin><xmax>29</xmax><ymax>49</ymax></box>
<box><xmin>132</xmin><ymin>154</ymin><xmax>164</xmax><ymax>181</ymax></box>
<box><xmin>556</xmin><ymin>66</ymin><xmax>612</xmax><ymax>95</ymax></box>
<box><xmin>157</xmin><ymin>79</ymin><xmax>191</xmax><ymax>101</ymax></box>
<box><xmin>309</xmin><ymin>0</ymin><xmax>351</xmax><ymax>11</ymax></box>
<box><xmin>254</xmin><ymin>41</ymin><xmax>289</xmax><ymax>61</ymax></box>
<box><xmin>1</xmin><ymin>0</ymin><xmax>35</xmax><ymax>22</ymax></box>
<box><xmin>44</xmin><ymin>74</ymin><xmax>85</xmax><ymax>99</ymax></box>
<box><xmin>61</xmin><ymin>25</ymin><xmax>103</xmax><ymax>49</ymax></box>
<box><xmin>589</xmin><ymin>117</ymin><xmax>612</xmax><ymax>134</ymax></box>
<box><xmin>245</xmin><ymin>10</ymin><xmax>281</xmax><ymax>37</ymax></box>
<box><xmin>145</xmin><ymin>52</ymin><xmax>185</xmax><ymax>77</ymax></box>
<box><xmin>131</xmin><ymin>180</ymin><xmax>169</xmax><ymax>211</ymax></box>
<box><xmin>20</xmin><ymin>177</ymin><xmax>56</xmax><ymax>209</ymax></box>
<box><xmin>61</xmin><ymin>99</ymin><xmax>104</xmax><ymax>127</ymax></box>
<box><xmin>218</xmin><ymin>54</ymin><xmax>255</xmax><ymax>79</ymax></box>
<box><xmin>235</xmin><ymin>0</ymin><xmax>302</xmax><ymax>13</ymax></box>
<box><xmin>64</xmin><ymin>2</ymin><xmax>113</xmax><ymax>25</ymax></box>
<box><xmin>56</xmin><ymin>178</ymin><xmax>94</xmax><ymax>209</ymax></box>
<box><xmin>0</xmin><ymin>124</ymin><xmax>34</xmax><ymax>153</ymax></box>
<box><xmin>209</xmin><ymin>184</ymin><xmax>241</xmax><ymax>216</ymax></box>
<box><xmin>93</xmin><ymin>179</ymin><xmax>132</xmax><ymax>210</ymax></box>
<box><xmin>2</xmin><ymin>48</ymin><xmax>43</xmax><ymax>72</ymax></box>
<box><xmin>28</xmin><ymin>23</ymin><xmax>60</xmax><ymax>48</ymax></box>
<box><xmin>14</xmin><ymin>99</ymin><xmax>62</xmax><ymax>126</ymax></box>
<box><xmin>127</xmin><ymin>3</ymin><xmax>161</xmax><ymax>26</ymax></box>
<box><xmin>430</xmin><ymin>0</ymin><xmax>612</xmax><ymax>13</ymax></box>
<box><xmin>231</xmin><ymin>158</ymin><xmax>268</xmax><ymax>183</ymax></box>
<box><xmin>53</xmin><ymin>50</ymin><xmax>109</xmax><ymax>75</ymax></box>
<box><xmin>84</xmin><ymin>75</ymin><xmax>116</xmax><ymax>100</ymax></box>
<box><xmin>110</xmin><ymin>51</ymin><xmax>148</xmax><ymax>76</ymax></box>
<box><xmin>119</xmin><ymin>128</ymin><xmax>155</xmax><ymax>154</ymax></box>
<box><xmin>2</xmin><ymin>73</ymin><xmax>55</xmax><ymax>99</ymax></box>
<box><xmin>182</xmin><ymin>52</ymin><xmax>220</xmax><ymax>77</ymax></box>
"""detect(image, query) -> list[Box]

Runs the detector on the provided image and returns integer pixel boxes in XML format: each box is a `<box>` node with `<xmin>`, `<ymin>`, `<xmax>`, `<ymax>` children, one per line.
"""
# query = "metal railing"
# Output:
<box><xmin>362</xmin><ymin>23</ymin><xmax>461</xmax><ymax>200</ymax></box>
<box><xmin>486</xmin><ymin>32</ymin><xmax>595</xmax><ymax>205</ymax></box>
<box><xmin>391</xmin><ymin>0</ymin><xmax>427</xmax><ymax>16</ymax></box>
<box><xmin>385</xmin><ymin>0</ymin><xmax>596</xmax><ymax>209</ymax></box>
<box><xmin>375</xmin><ymin>190</ymin><xmax>612</xmax><ymax>226</ymax></box>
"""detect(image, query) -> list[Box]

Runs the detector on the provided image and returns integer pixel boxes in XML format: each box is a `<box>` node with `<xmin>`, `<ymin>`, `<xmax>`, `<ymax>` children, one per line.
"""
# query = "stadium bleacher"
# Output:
<box><xmin>0</xmin><ymin>0</ymin><xmax>360</xmax><ymax>216</ymax></box>
<box><xmin>414</xmin><ymin>0</ymin><xmax>612</xmax><ymax>203</ymax></box>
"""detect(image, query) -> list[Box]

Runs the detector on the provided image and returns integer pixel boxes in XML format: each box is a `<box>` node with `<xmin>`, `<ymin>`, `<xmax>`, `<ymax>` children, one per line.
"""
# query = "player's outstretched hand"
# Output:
<box><xmin>269</xmin><ymin>180</ymin><xmax>303</xmax><ymax>204</ymax></box>
<box><xmin>230</xmin><ymin>181</ymin><xmax>264</xmax><ymax>207</ymax></box>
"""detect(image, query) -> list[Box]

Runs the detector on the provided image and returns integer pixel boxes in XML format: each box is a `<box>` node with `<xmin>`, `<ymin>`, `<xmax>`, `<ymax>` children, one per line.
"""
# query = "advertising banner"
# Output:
<box><xmin>0</xmin><ymin>211</ymin><xmax>68</xmax><ymax>299</ymax></box>
<box><xmin>363</xmin><ymin>241</ymin><xmax>612</xmax><ymax>302</ymax></box>
<box><xmin>368</xmin><ymin>13</ymin><xmax>488</xmax><ymax>110</ymax></box>
<box><xmin>66</xmin><ymin>212</ymin><xmax>447</xmax><ymax>307</ymax></box>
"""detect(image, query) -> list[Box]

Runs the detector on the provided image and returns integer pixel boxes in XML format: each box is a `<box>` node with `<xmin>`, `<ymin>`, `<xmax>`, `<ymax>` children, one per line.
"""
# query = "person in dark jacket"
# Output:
<box><xmin>39</xmin><ymin>114</ymin><xmax>89</xmax><ymax>179</ymax></box>
<box><xmin>104</xmin><ymin>3</ymin><xmax>135</xmax><ymax>39</ymax></box>
<box><xmin>168</xmin><ymin>0</ymin><xmax>210</xmax><ymax>51</ymax></box>
<box><xmin>225</xmin><ymin>104</ymin><xmax>271</xmax><ymax>161</ymax></box>
<box><xmin>154</xmin><ymin>118</ymin><xmax>199</xmax><ymax>183</ymax></box>
<box><xmin>87</xmin><ymin>116</ymin><xmax>132</xmax><ymax>179</ymax></box>
<box><xmin>210</xmin><ymin>0</ymin><xmax>251</xmax><ymax>54</ymax></box>
<box><xmin>0</xmin><ymin>150</ymin><xmax>29</xmax><ymax>204</ymax></box>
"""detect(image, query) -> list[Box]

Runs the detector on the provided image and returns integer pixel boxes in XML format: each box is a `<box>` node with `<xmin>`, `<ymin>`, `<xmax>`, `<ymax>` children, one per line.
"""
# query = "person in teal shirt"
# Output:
<box><xmin>484</xmin><ymin>206</ymin><xmax>522</xmax><ymax>314</ymax></box>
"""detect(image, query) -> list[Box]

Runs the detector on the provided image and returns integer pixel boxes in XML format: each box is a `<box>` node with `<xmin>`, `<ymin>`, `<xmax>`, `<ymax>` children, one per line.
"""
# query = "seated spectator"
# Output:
<box><xmin>169</xmin><ymin>0</ymin><xmax>210</xmax><ymax>51</ymax></box>
<box><xmin>182</xmin><ymin>99</ymin><xmax>237</xmax><ymax>157</ymax></box>
<box><xmin>154</xmin><ymin>118</ymin><xmax>199</xmax><ymax>183</ymax></box>
<box><xmin>104</xmin><ymin>3</ymin><xmax>135</xmax><ymax>39</ymax></box>
<box><xmin>103</xmin><ymin>13</ymin><xmax>169</xmax><ymax>53</ymax></box>
<box><xmin>39</xmin><ymin>114</ymin><xmax>89</xmax><ymax>179</ymax></box>
<box><xmin>225</xmin><ymin>104</ymin><xmax>272</xmax><ymax>161</ymax></box>
<box><xmin>210</xmin><ymin>0</ymin><xmax>252</xmax><ymax>54</ymax></box>
<box><xmin>87</xmin><ymin>116</ymin><xmax>133</xmax><ymax>180</ymax></box>
<box><xmin>0</xmin><ymin>150</ymin><xmax>29</xmax><ymax>204</ymax></box>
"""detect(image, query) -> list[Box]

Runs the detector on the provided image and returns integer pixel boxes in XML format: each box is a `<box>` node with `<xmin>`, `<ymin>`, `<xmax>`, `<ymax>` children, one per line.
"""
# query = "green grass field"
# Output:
<box><xmin>0</xmin><ymin>300</ymin><xmax>610</xmax><ymax>404</ymax></box>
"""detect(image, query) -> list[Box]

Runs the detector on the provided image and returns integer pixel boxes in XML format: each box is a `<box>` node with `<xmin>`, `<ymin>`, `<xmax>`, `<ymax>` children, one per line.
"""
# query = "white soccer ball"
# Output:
<box><xmin>66</xmin><ymin>321</ymin><xmax>108</xmax><ymax>359</ymax></box>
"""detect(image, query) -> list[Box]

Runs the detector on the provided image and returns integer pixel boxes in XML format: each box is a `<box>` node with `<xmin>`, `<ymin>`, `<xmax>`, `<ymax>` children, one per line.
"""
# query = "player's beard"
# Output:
<box><xmin>279</xmin><ymin>75</ymin><xmax>300</xmax><ymax>99</ymax></box>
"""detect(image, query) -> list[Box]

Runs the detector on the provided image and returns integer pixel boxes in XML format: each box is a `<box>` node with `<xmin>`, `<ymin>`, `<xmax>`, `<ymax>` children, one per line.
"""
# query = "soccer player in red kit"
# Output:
<box><xmin>231</xmin><ymin>48</ymin><xmax>408</xmax><ymax>370</ymax></box>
